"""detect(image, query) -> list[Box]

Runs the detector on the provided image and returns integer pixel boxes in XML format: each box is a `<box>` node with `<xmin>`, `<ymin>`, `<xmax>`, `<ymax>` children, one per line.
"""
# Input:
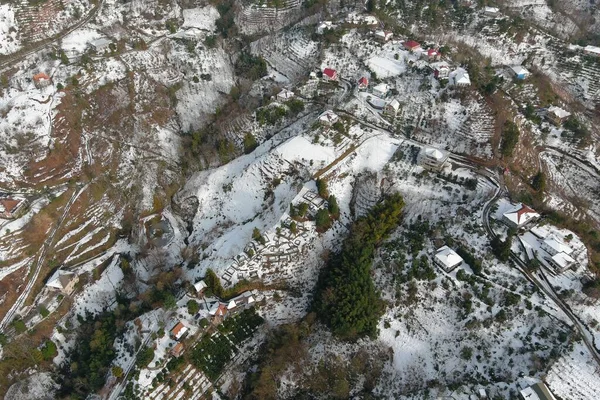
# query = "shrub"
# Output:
<box><xmin>500</xmin><ymin>121</ymin><xmax>520</xmax><ymax>157</ymax></box>
<box><xmin>187</xmin><ymin>300</ymin><xmax>200</xmax><ymax>315</ymax></box>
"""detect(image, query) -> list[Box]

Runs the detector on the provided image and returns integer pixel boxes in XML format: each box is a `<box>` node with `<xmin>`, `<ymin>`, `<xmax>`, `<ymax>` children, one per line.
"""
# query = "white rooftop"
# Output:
<box><xmin>373</xmin><ymin>83</ymin><xmax>390</xmax><ymax>93</ymax></box>
<box><xmin>584</xmin><ymin>45</ymin><xmax>600</xmax><ymax>55</ymax></box>
<box><xmin>503</xmin><ymin>203</ymin><xmax>539</xmax><ymax>226</ymax></box>
<box><xmin>450</xmin><ymin>68</ymin><xmax>471</xmax><ymax>85</ymax></box>
<box><xmin>319</xmin><ymin>110</ymin><xmax>339</xmax><ymax>124</ymax></box>
<box><xmin>193</xmin><ymin>280</ymin><xmax>207</xmax><ymax>292</ymax></box>
<box><xmin>551</xmin><ymin>252</ymin><xmax>576</xmax><ymax>269</ymax></box>
<box><xmin>548</xmin><ymin>106</ymin><xmax>571</xmax><ymax>119</ymax></box>
<box><xmin>435</xmin><ymin>246</ymin><xmax>463</xmax><ymax>269</ymax></box>
<box><xmin>544</xmin><ymin>235</ymin><xmax>573</xmax><ymax>255</ymax></box>
<box><xmin>510</xmin><ymin>65</ymin><xmax>530</xmax><ymax>75</ymax></box>
<box><xmin>387</xmin><ymin>99</ymin><xmax>400</xmax><ymax>111</ymax></box>
<box><xmin>484</xmin><ymin>6</ymin><xmax>500</xmax><ymax>13</ymax></box>
<box><xmin>424</xmin><ymin>147</ymin><xmax>447</xmax><ymax>161</ymax></box>
<box><xmin>46</xmin><ymin>269</ymin><xmax>75</xmax><ymax>290</ymax></box>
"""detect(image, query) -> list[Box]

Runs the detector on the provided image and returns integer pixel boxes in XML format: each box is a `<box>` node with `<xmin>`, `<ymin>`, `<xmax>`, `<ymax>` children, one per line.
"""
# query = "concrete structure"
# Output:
<box><xmin>510</xmin><ymin>65</ymin><xmax>531</xmax><ymax>80</ymax></box>
<box><xmin>547</xmin><ymin>106</ymin><xmax>571</xmax><ymax>126</ymax></box>
<box><xmin>89</xmin><ymin>38</ymin><xmax>112</xmax><ymax>53</ymax></box>
<box><xmin>502</xmin><ymin>203</ymin><xmax>539</xmax><ymax>229</ymax></box>
<box><xmin>0</xmin><ymin>197</ymin><xmax>28</xmax><ymax>219</ymax></box>
<box><xmin>433</xmin><ymin>62</ymin><xmax>450</xmax><ymax>79</ymax></box>
<box><xmin>519</xmin><ymin>382</ymin><xmax>557</xmax><ymax>400</ymax></box>
<box><xmin>434</xmin><ymin>246</ymin><xmax>463</xmax><ymax>272</ymax></box>
<box><xmin>46</xmin><ymin>269</ymin><xmax>78</xmax><ymax>295</ymax></box>
<box><xmin>542</xmin><ymin>235</ymin><xmax>573</xmax><ymax>257</ymax></box>
<box><xmin>33</xmin><ymin>72</ymin><xmax>51</xmax><ymax>89</ymax></box>
<box><xmin>419</xmin><ymin>146</ymin><xmax>449</xmax><ymax>170</ymax></box>
<box><xmin>170</xmin><ymin>322</ymin><xmax>188</xmax><ymax>341</ymax></box>
<box><xmin>549</xmin><ymin>251</ymin><xmax>577</xmax><ymax>273</ymax></box>
<box><xmin>372</xmin><ymin>83</ymin><xmax>390</xmax><ymax>98</ymax></box>
<box><xmin>484</xmin><ymin>6</ymin><xmax>500</xmax><ymax>16</ymax></box>
<box><xmin>319</xmin><ymin>110</ymin><xmax>339</xmax><ymax>126</ymax></box>
<box><xmin>193</xmin><ymin>280</ymin><xmax>207</xmax><ymax>295</ymax></box>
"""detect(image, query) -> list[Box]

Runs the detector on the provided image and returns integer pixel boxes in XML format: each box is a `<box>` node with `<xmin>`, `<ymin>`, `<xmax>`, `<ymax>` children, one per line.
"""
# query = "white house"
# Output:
<box><xmin>510</xmin><ymin>65</ymin><xmax>531</xmax><ymax>80</ymax></box>
<box><xmin>432</xmin><ymin>62</ymin><xmax>450</xmax><ymax>79</ymax></box>
<box><xmin>449</xmin><ymin>68</ymin><xmax>471</xmax><ymax>86</ymax></box>
<box><xmin>542</xmin><ymin>235</ymin><xmax>573</xmax><ymax>256</ymax></box>
<box><xmin>374</xmin><ymin>30</ymin><xmax>393</xmax><ymax>43</ymax></box>
<box><xmin>193</xmin><ymin>280</ymin><xmax>207</xmax><ymax>294</ymax></box>
<box><xmin>434</xmin><ymin>246</ymin><xmax>463</xmax><ymax>272</ymax></box>
<box><xmin>276</xmin><ymin>89</ymin><xmax>295</xmax><ymax>102</ymax></box>
<box><xmin>88</xmin><ymin>38</ymin><xmax>112</xmax><ymax>53</ymax></box>
<box><xmin>502</xmin><ymin>203</ymin><xmax>539</xmax><ymax>229</ymax></box>
<box><xmin>419</xmin><ymin>146</ymin><xmax>449</xmax><ymax>170</ymax></box>
<box><xmin>46</xmin><ymin>269</ymin><xmax>79</xmax><ymax>295</ymax></box>
<box><xmin>372</xmin><ymin>83</ymin><xmax>390</xmax><ymax>98</ymax></box>
<box><xmin>549</xmin><ymin>252</ymin><xmax>577</xmax><ymax>273</ymax></box>
<box><xmin>319</xmin><ymin>110</ymin><xmax>339</xmax><ymax>126</ymax></box>
<box><xmin>484</xmin><ymin>7</ymin><xmax>500</xmax><ymax>17</ymax></box>
<box><xmin>583</xmin><ymin>45</ymin><xmax>600</xmax><ymax>57</ymax></box>
<box><xmin>316</xmin><ymin>21</ymin><xmax>334</xmax><ymax>34</ymax></box>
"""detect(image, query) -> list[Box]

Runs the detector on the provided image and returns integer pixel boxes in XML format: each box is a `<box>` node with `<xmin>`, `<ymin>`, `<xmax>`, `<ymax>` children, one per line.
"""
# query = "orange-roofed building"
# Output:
<box><xmin>33</xmin><ymin>72</ymin><xmax>51</xmax><ymax>89</ymax></box>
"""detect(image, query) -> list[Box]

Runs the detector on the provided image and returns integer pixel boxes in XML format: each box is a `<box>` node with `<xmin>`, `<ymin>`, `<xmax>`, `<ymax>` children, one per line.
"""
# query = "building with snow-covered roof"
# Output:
<box><xmin>519</xmin><ymin>382</ymin><xmax>557</xmax><ymax>400</ymax></box>
<box><xmin>434</xmin><ymin>246</ymin><xmax>463</xmax><ymax>272</ymax></box>
<box><xmin>449</xmin><ymin>68</ymin><xmax>471</xmax><ymax>86</ymax></box>
<box><xmin>432</xmin><ymin>62</ymin><xmax>450</xmax><ymax>79</ymax></box>
<box><xmin>419</xmin><ymin>146</ymin><xmax>449</xmax><ymax>170</ymax></box>
<box><xmin>510</xmin><ymin>65</ymin><xmax>531</xmax><ymax>80</ymax></box>
<box><xmin>0</xmin><ymin>197</ymin><xmax>28</xmax><ymax>219</ymax></box>
<box><xmin>484</xmin><ymin>7</ymin><xmax>500</xmax><ymax>16</ymax></box>
<box><xmin>322</xmin><ymin>68</ymin><xmax>337</xmax><ymax>81</ymax></box>
<box><xmin>88</xmin><ymin>38</ymin><xmax>112</xmax><ymax>53</ymax></box>
<box><xmin>276</xmin><ymin>89</ymin><xmax>295</xmax><ymax>102</ymax></box>
<box><xmin>547</xmin><ymin>106</ymin><xmax>571</xmax><ymax>126</ymax></box>
<box><xmin>384</xmin><ymin>99</ymin><xmax>400</xmax><ymax>117</ymax></box>
<box><xmin>316</xmin><ymin>21</ymin><xmax>334</xmax><ymax>34</ymax></box>
<box><xmin>502</xmin><ymin>203</ymin><xmax>539</xmax><ymax>229</ymax></box>
<box><xmin>46</xmin><ymin>269</ymin><xmax>79</xmax><ymax>295</ymax></box>
<box><xmin>548</xmin><ymin>252</ymin><xmax>577</xmax><ymax>273</ymax></box>
<box><xmin>404</xmin><ymin>40</ymin><xmax>421</xmax><ymax>51</ymax></box>
<box><xmin>319</xmin><ymin>110</ymin><xmax>339</xmax><ymax>126</ymax></box>
<box><xmin>426</xmin><ymin>48</ymin><xmax>441</xmax><ymax>61</ymax></box>
<box><xmin>194</xmin><ymin>280</ymin><xmax>207</xmax><ymax>295</ymax></box>
<box><xmin>372</xmin><ymin>83</ymin><xmax>390</xmax><ymax>98</ymax></box>
<box><xmin>170</xmin><ymin>322</ymin><xmax>188</xmax><ymax>341</ymax></box>
<box><xmin>542</xmin><ymin>235</ymin><xmax>573</xmax><ymax>256</ymax></box>
<box><xmin>374</xmin><ymin>30</ymin><xmax>393</xmax><ymax>43</ymax></box>
<box><xmin>583</xmin><ymin>45</ymin><xmax>600</xmax><ymax>57</ymax></box>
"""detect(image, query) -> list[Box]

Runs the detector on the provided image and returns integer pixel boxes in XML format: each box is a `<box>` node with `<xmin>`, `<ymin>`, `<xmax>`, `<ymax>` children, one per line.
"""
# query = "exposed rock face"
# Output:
<box><xmin>5</xmin><ymin>372</ymin><xmax>58</xmax><ymax>400</ymax></box>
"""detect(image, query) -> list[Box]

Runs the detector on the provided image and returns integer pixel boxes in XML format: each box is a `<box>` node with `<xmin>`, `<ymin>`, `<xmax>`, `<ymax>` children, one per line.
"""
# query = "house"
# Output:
<box><xmin>169</xmin><ymin>322</ymin><xmax>188</xmax><ymax>341</ymax></box>
<box><xmin>322</xmin><ymin>68</ymin><xmax>338</xmax><ymax>81</ymax></box>
<box><xmin>449</xmin><ymin>68</ymin><xmax>471</xmax><ymax>86</ymax></box>
<box><xmin>541</xmin><ymin>235</ymin><xmax>573</xmax><ymax>257</ymax></box>
<box><xmin>316</xmin><ymin>21</ymin><xmax>334</xmax><ymax>34</ymax></box>
<box><xmin>426</xmin><ymin>48</ymin><xmax>441</xmax><ymax>61</ymax></box>
<box><xmin>193</xmin><ymin>280</ymin><xmax>207</xmax><ymax>295</ymax></box>
<box><xmin>510</xmin><ymin>65</ymin><xmax>531</xmax><ymax>80</ymax></box>
<box><xmin>89</xmin><ymin>38</ymin><xmax>112</xmax><ymax>53</ymax></box>
<box><xmin>33</xmin><ymin>72</ymin><xmax>51</xmax><ymax>89</ymax></box>
<box><xmin>432</xmin><ymin>62</ymin><xmax>450</xmax><ymax>79</ymax></box>
<box><xmin>319</xmin><ymin>110</ymin><xmax>339</xmax><ymax>126</ymax></box>
<box><xmin>276</xmin><ymin>89</ymin><xmax>295</xmax><ymax>102</ymax></box>
<box><xmin>0</xmin><ymin>197</ymin><xmax>28</xmax><ymax>219</ymax></box>
<box><xmin>547</xmin><ymin>106</ymin><xmax>571</xmax><ymax>126</ymax></box>
<box><xmin>227</xmin><ymin>299</ymin><xmax>237</xmax><ymax>311</ymax></box>
<box><xmin>583</xmin><ymin>45</ymin><xmax>600</xmax><ymax>57</ymax></box>
<box><xmin>419</xmin><ymin>146</ymin><xmax>449</xmax><ymax>170</ymax></box>
<box><xmin>358</xmin><ymin>77</ymin><xmax>368</xmax><ymax>90</ymax></box>
<box><xmin>372</xmin><ymin>83</ymin><xmax>390</xmax><ymax>98</ymax></box>
<box><xmin>374</xmin><ymin>30</ymin><xmax>393</xmax><ymax>43</ymax></box>
<box><xmin>434</xmin><ymin>246</ymin><xmax>464</xmax><ymax>272</ymax></box>
<box><xmin>170</xmin><ymin>342</ymin><xmax>184</xmax><ymax>357</ymax></box>
<box><xmin>384</xmin><ymin>99</ymin><xmax>400</xmax><ymax>117</ymax></box>
<box><xmin>519</xmin><ymin>382</ymin><xmax>557</xmax><ymax>400</ymax></box>
<box><xmin>403</xmin><ymin>40</ymin><xmax>421</xmax><ymax>51</ymax></box>
<box><xmin>549</xmin><ymin>251</ymin><xmax>577</xmax><ymax>273</ymax></box>
<box><xmin>46</xmin><ymin>269</ymin><xmax>79</xmax><ymax>295</ymax></box>
<box><xmin>484</xmin><ymin>6</ymin><xmax>500</xmax><ymax>17</ymax></box>
<box><xmin>502</xmin><ymin>203</ymin><xmax>540</xmax><ymax>229</ymax></box>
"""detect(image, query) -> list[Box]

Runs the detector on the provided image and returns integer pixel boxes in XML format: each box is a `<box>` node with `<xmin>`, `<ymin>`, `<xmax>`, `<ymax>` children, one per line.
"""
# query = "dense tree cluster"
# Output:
<box><xmin>235</xmin><ymin>52</ymin><xmax>268</xmax><ymax>81</ymax></box>
<box><xmin>490</xmin><ymin>232</ymin><xmax>514</xmax><ymax>262</ymax></box>
<box><xmin>313</xmin><ymin>193</ymin><xmax>405</xmax><ymax>340</ymax></box>
<box><xmin>500</xmin><ymin>121</ymin><xmax>520</xmax><ymax>157</ymax></box>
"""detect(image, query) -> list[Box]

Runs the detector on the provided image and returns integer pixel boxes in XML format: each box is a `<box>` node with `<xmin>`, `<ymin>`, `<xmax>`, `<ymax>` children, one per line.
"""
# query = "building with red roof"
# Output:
<box><xmin>33</xmin><ymin>72</ymin><xmax>51</xmax><ymax>89</ymax></box>
<box><xmin>322</xmin><ymin>68</ymin><xmax>338</xmax><ymax>81</ymax></box>
<box><xmin>403</xmin><ymin>40</ymin><xmax>421</xmax><ymax>51</ymax></box>
<box><xmin>358</xmin><ymin>77</ymin><xmax>368</xmax><ymax>90</ymax></box>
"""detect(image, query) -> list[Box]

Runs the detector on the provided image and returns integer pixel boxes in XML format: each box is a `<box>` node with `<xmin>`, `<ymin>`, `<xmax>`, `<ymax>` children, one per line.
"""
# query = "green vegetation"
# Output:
<box><xmin>252</xmin><ymin>227</ymin><xmax>266</xmax><ymax>245</ymax></box>
<box><xmin>235</xmin><ymin>52</ymin><xmax>267</xmax><ymax>80</ymax></box>
<box><xmin>243</xmin><ymin>133</ymin><xmax>258</xmax><ymax>154</ymax></box>
<box><xmin>12</xmin><ymin>319</ymin><xmax>26</xmax><ymax>334</ymax></box>
<box><xmin>563</xmin><ymin>117</ymin><xmax>590</xmax><ymax>144</ymax></box>
<box><xmin>531</xmin><ymin>171</ymin><xmax>546</xmax><ymax>192</ymax></box>
<box><xmin>40</xmin><ymin>340</ymin><xmax>57</xmax><ymax>361</ymax></box>
<box><xmin>316</xmin><ymin>178</ymin><xmax>329</xmax><ymax>198</ymax></box>
<box><xmin>500</xmin><ymin>121</ymin><xmax>520</xmax><ymax>157</ymax></box>
<box><xmin>256</xmin><ymin>106</ymin><xmax>287</xmax><ymax>126</ymax></box>
<box><xmin>215</xmin><ymin>0</ymin><xmax>237</xmax><ymax>38</ymax></box>
<box><xmin>136</xmin><ymin>346</ymin><xmax>155</xmax><ymax>368</ymax></box>
<box><xmin>455</xmin><ymin>246</ymin><xmax>483</xmax><ymax>275</ymax></box>
<box><xmin>314</xmin><ymin>193</ymin><xmax>405</xmax><ymax>340</ymax></box>
<box><xmin>315</xmin><ymin>208</ymin><xmax>332</xmax><ymax>232</ymax></box>
<box><xmin>328</xmin><ymin>195</ymin><xmax>339</xmax><ymax>218</ymax></box>
<box><xmin>190</xmin><ymin>308</ymin><xmax>263</xmax><ymax>380</ymax></box>
<box><xmin>491</xmin><ymin>232</ymin><xmax>513</xmax><ymax>262</ymax></box>
<box><xmin>187</xmin><ymin>300</ymin><xmax>200</xmax><ymax>315</ymax></box>
<box><xmin>286</xmin><ymin>98</ymin><xmax>304</xmax><ymax>114</ymax></box>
